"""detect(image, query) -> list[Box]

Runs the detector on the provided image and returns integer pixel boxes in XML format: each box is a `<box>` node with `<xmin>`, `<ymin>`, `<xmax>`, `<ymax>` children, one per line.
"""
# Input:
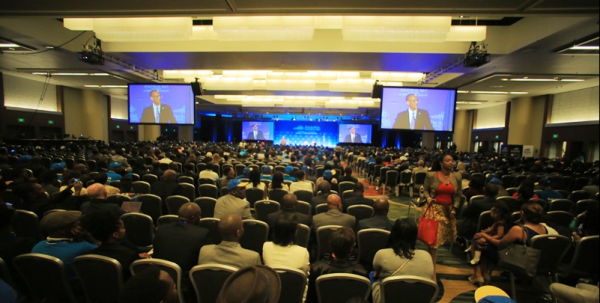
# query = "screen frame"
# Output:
<box><xmin>127</xmin><ymin>83</ymin><xmax>196</xmax><ymax>125</ymax></box>
<box><xmin>378</xmin><ymin>85</ymin><xmax>458</xmax><ymax>133</ymax></box>
<box><xmin>338</xmin><ymin>123</ymin><xmax>373</xmax><ymax>145</ymax></box>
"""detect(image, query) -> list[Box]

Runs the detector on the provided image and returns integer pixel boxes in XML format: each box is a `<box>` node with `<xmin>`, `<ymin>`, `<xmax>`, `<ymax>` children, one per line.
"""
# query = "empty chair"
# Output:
<box><xmin>530</xmin><ymin>235</ymin><xmax>572</xmax><ymax>283</ymax></box>
<box><xmin>268</xmin><ymin>189</ymin><xmax>288</xmax><ymax>203</ymax></box>
<box><xmin>157</xmin><ymin>215</ymin><xmax>179</xmax><ymax>227</ymax></box>
<box><xmin>198</xmin><ymin>178</ymin><xmax>215</xmax><ymax>186</ymax></box>
<box><xmin>246</xmin><ymin>188</ymin><xmax>265</xmax><ymax>208</ymax></box>
<box><xmin>316</xmin><ymin>273</ymin><xmax>372</xmax><ymax>303</ymax></box>
<box><xmin>131</xmin><ymin>173</ymin><xmax>140</xmax><ymax>182</ymax></box>
<box><xmin>11</xmin><ymin>210</ymin><xmax>43</xmax><ymax>242</ymax></box>
<box><xmin>357</xmin><ymin>229</ymin><xmax>390</xmax><ymax>270</ymax></box>
<box><xmin>109</xmin><ymin>180</ymin><xmax>121</xmax><ymax>188</ymax></box>
<box><xmin>121</xmin><ymin>213</ymin><xmax>155</xmax><ymax>249</ymax></box>
<box><xmin>394</xmin><ymin>170</ymin><xmax>408</xmax><ymax>196</ymax></box>
<box><xmin>572</xmin><ymin>177</ymin><xmax>591</xmax><ymax>191</ymax></box>
<box><xmin>515</xmin><ymin>175</ymin><xmax>527</xmax><ymax>187</ymax></box>
<box><xmin>559</xmin><ymin>235</ymin><xmax>599</xmax><ymax>280</ymax></box>
<box><xmin>347</xmin><ymin>205</ymin><xmax>375</xmax><ymax>226</ymax></box>
<box><xmin>296</xmin><ymin>224</ymin><xmax>311</xmax><ymax>248</ymax></box>
<box><xmin>198</xmin><ymin>184</ymin><xmax>219</xmax><ymax>199</ymax></box>
<box><xmin>72</xmin><ymin>255</ymin><xmax>124</xmax><ymax>303</ymax></box>
<box><xmin>141</xmin><ymin>174</ymin><xmax>158</xmax><ymax>186</ymax></box>
<box><xmin>165</xmin><ymin>196</ymin><xmax>191</xmax><ymax>215</ymax></box>
<box><xmin>178</xmin><ymin>183</ymin><xmax>196</xmax><ymax>201</ymax></box>
<box><xmin>199</xmin><ymin>218</ymin><xmax>222</xmax><ymax>245</ymax></box>
<box><xmin>130</xmin><ymin>259</ymin><xmax>185</xmax><ymax>303</ymax></box>
<box><xmin>316</xmin><ymin>204</ymin><xmax>329</xmax><ymax>215</ymax></box>
<box><xmin>194</xmin><ymin>197</ymin><xmax>217</xmax><ymax>218</ymax></box>
<box><xmin>137</xmin><ymin>194</ymin><xmax>163</xmax><ymax>224</ymax></box>
<box><xmin>295</xmin><ymin>201</ymin><xmax>312</xmax><ymax>217</ymax></box>
<box><xmin>178</xmin><ymin>176</ymin><xmax>195</xmax><ymax>185</ymax></box>
<box><xmin>380</xmin><ymin>276</ymin><xmax>438</xmax><ymax>303</ymax></box>
<box><xmin>0</xmin><ymin>257</ymin><xmax>16</xmax><ymax>293</ymax></box>
<box><xmin>240</xmin><ymin>219</ymin><xmax>269</xmax><ymax>255</ymax></box>
<box><xmin>275</xmin><ymin>267</ymin><xmax>308</xmax><ymax>303</ymax></box>
<box><xmin>132</xmin><ymin>181</ymin><xmax>151</xmax><ymax>194</ymax></box>
<box><xmin>13</xmin><ymin>253</ymin><xmax>78</xmax><ymax>303</ymax></box>
<box><xmin>254</xmin><ymin>200</ymin><xmax>281</xmax><ymax>223</ymax></box>
<box><xmin>549</xmin><ymin>199</ymin><xmax>574</xmax><ymax>212</ymax></box>
<box><xmin>189</xmin><ymin>264</ymin><xmax>237</xmax><ymax>303</ymax></box>
<box><xmin>569</xmin><ymin>191</ymin><xmax>591</xmax><ymax>205</ymax></box>
<box><xmin>316</xmin><ymin>225</ymin><xmax>343</xmax><ymax>261</ymax></box>
<box><xmin>294</xmin><ymin>190</ymin><xmax>314</xmax><ymax>204</ymax></box>
<box><xmin>547</xmin><ymin>211</ymin><xmax>575</xmax><ymax>230</ymax></box>
<box><xmin>338</xmin><ymin>182</ymin><xmax>356</xmax><ymax>196</ymax></box>
<box><xmin>106</xmin><ymin>195</ymin><xmax>132</xmax><ymax>208</ymax></box>
<box><xmin>575</xmin><ymin>199</ymin><xmax>598</xmax><ymax>215</ymax></box>
<box><xmin>502</xmin><ymin>175</ymin><xmax>516</xmax><ymax>188</ymax></box>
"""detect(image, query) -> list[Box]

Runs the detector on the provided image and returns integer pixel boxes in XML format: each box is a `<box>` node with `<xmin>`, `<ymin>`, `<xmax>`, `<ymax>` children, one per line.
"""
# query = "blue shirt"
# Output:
<box><xmin>32</xmin><ymin>240</ymin><xmax>98</xmax><ymax>286</ymax></box>
<box><xmin>0</xmin><ymin>279</ymin><xmax>17</xmax><ymax>303</ymax></box>
<box><xmin>106</xmin><ymin>171</ymin><xmax>123</xmax><ymax>184</ymax></box>
<box><xmin>284</xmin><ymin>176</ymin><xmax>297</xmax><ymax>182</ymax></box>
<box><xmin>261</xmin><ymin>175</ymin><xmax>273</xmax><ymax>181</ymax></box>
<box><xmin>535</xmin><ymin>189</ymin><xmax>564</xmax><ymax>201</ymax></box>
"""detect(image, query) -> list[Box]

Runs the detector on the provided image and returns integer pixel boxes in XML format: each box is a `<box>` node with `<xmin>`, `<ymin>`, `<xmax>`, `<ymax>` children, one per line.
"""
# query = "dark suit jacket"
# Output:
<box><xmin>357</xmin><ymin>215</ymin><xmax>394</xmax><ymax>232</ymax></box>
<box><xmin>393</xmin><ymin>109</ymin><xmax>434</xmax><ymax>131</ymax></box>
<box><xmin>311</xmin><ymin>193</ymin><xmax>330</xmax><ymax>214</ymax></box>
<box><xmin>152</xmin><ymin>222</ymin><xmax>212</xmax><ymax>272</ymax></box>
<box><xmin>342</xmin><ymin>194</ymin><xmax>374</xmax><ymax>212</ymax></box>
<box><xmin>267</xmin><ymin>209</ymin><xmax>312</xmax><ymax>228</ymax></box>
<box><xmin>140</xmin><ymin>104</ymin><xmax>178</xmax><ymax>124</ymax></box>
<box><xmin>344</xmin><ymin>134</ymin><xmax>363</xmax><ymax>144</ymax></box>
<box><xmin>247</xmin><ymin>131</ymin><xmax>265</xmax><ymax>140</ymax></box>
<box><xmin>87</xmin><ymin>243</ymin><xmax>139</xmax><ymax>281</ymax></box>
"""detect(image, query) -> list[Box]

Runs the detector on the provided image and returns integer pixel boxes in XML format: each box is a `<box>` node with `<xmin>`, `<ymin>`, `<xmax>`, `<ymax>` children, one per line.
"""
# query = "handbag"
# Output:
<box><xmin>497</xmin><ymin>225</ymin><xmax>541</xmax><ymax>278</ymax></box>
<box><xmin>418</xmin><ymin>204</ymin><xmax>439</xmax><ymax>246</ymax></box>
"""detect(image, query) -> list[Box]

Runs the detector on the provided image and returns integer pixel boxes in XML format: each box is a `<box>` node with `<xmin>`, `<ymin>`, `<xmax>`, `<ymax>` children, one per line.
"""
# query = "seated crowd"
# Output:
<box><xmin>0</xmin><ymin>141</ymin><xmax>598</xmax><ymax>303</ymax></box>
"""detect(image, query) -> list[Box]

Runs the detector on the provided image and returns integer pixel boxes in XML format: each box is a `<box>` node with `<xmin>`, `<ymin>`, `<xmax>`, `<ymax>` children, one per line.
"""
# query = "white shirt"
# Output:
<box><xmin>409</xmin><ymin>108</ymin><xmax>417</xmax><ymax>129</ymax></box>
<box><xmin>153</xmin><ymin>104</ymin><xmax>161</xmax><ymax>118</ymax></box>
<box><xmin>262</xmin><ymin>242</ymin><xmax>310</xmax><ymax>274</ymax></box>
<box><xmin>290</xmin><ymin>181</ymin><xmax>314</xmax><ymax>193</ymax></box>
<box><xmin>199</xmin><ymin>170</ymin><xmax>219</xmax><ymax>181</ymax></box>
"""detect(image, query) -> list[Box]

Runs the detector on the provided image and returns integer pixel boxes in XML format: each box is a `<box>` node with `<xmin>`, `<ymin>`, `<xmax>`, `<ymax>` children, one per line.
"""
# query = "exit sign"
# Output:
<box><xmin>475</xmin><ymin>136</ymin><xmax>479</xmax><ymax>140</ymax></box>
<box><xmin>130</xmin><ymin>126</ymin><xmax>134</xmax><ymax>130</ymax></box>
<box><xmin>553</xmin><ymin>134</ymin><xmax>559</xmax><ymax>139</ymax></box>
<box><xmin>18</xmin><ymin>118</ymin><xmax>25</xmax><ymax>122</ymax></box>
<box><xmin>495</xmin><ymin>135</ymin><xmax>500</xmax><ymax>139</ymax></box>
<box><xmin>48</xmin><ymin>120</ymin><xmax>54</xmax><ymax>125</ymax></box>
<box><xmin>116</xmin><ymin>125</ymin><xmax>120</xmax><ymax>129</ymax></box>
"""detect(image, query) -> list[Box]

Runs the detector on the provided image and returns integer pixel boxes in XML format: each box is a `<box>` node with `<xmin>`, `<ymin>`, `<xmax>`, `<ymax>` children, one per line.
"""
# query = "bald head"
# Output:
<box><xmin>327</xmin><ymin>194</ymin><xmax>342</xmax><ymax>211</ymax></box>
<box><xmin>163</xmin><ymin>170</ymin><xmax>177</xmax><ymax>181</ymax></box>
<box><xmin>178</xmin><ymin>202</ymin><xmax>201</xmax><ymax>225</ymax></box>
<box><xmin>318</xmin><ymin>181</ymin><xmax>331</xmax><ymax>195</ymax></box>
<box><xmin>281</xmin><ymin>194</ymin><xmax>298</xmax><ymax>210</ymax></box>
<box><xmin>373</xmin><ymin>198</ymin><xmax>390</xmax><ymax>216</ymax></box>
<box><xmin>87</xmin><ymin>183</ymin><xmax>107</xmax><ymax>200</ymax></box>
<box><xmin>218</xmin><ymin>214</ymin><xmax>244</xmax><ymax>242</ymax></box>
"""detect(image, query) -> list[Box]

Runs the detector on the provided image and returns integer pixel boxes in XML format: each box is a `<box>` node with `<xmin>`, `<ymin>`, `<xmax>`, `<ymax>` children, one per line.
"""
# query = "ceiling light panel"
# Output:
<box><xmin>342</xmin><ymin>16</ymin><xmax>453</xmax><ymax>42</ymax></box>
<box><xmin>66</xmin><ymin>18</ymin><xmax>193</xmax><ymax>42</ymax></box>
<box><xmin>213</xmin><ymin>16</ymin><xmax>315</xmax><ymax>41</ymax></box>
<box><xmin>371</xmin><ymin>72</ymin><xmax>424</xmax><ymax>82</ymax></box>
<box><xmin>203</xmin><ymin>77</ymin><xmax>254</xmax><ymax>90</ymax></box>
<box><xmin>329</xmin><ymin>79</ymin><xmax>376</xmax><ymax>93</ymax></box>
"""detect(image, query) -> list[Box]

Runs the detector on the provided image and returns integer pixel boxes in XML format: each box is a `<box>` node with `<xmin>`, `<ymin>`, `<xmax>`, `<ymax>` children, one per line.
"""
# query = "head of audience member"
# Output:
<box><xmin>418</xmin><ymin>160</ymin><xmax>425</xmax><ymax>168</ymax></box>
<box><xmin>74</xmin><ymin>163</ymin><xmax>88</xmax><ymax>176</ymax></box>
<box><xmin>353</xmin><ymin>183</ymin><xmax>365</xmax><ymax>196</ymax></box>
<box><xmin>281</xmin><ymin>194</ymin><xmax>299</xmax><ymax>211</ymax></box>
<box><xmin>0</xmin><ymin>203</ymin><xmax>15</xmax><ymax>231</ymax></box>
<box><xmin>81</xmin><ymin>208</ymin><xmax>126</xmax><ymax>244</ymax></box>
<box><xmin>469</xmin><ymin>174</ymin><xmax>486</xmax><ymax>191</ymax></box>
<box><xmin>517</xmin><ymin>181</ymin><xmax>535</xmax><ymax>201</ymax></box>
<box><xmin>538</xmin><ymin>178</ymin><xmax>553</xmax><ymax>190</ymax></box>
<box><xmin>163</xmin><ymin>170</ymin><xmax>177</xmax><ymax>182</ymax></box>
<box><xmin>272</xmin><ymin>213</ymin><xmax>298</xmax><ymax>247</ymax></box>
<box><xmin>224</xmin><ymin>167</ymin><xmax>235</xmax><ymax>180</ymax></box>
<box><xmin>483</xmin><ymin>184</ymin><xmax>499</xmax><ymax>198</ymax></box>
<box><xmin>295</xmin><ymin>170</ymin><xmax>306</xmax><ymax>182</ymax></box>
<box><xmin>216</xmin><ymin>265</ymin><xmax>281</xmax><ymax>303</ymax></box>
<box><xmin>344</xmin><ymin>167</ymin><xmax>353</xmax><ymax>178</ymax></box>
<box><xmin>204</xmin><ymin>162</ymin><xmax>214</xmax><ymax>172</ymax></box>
<box><xmin>40</xmin><ymin>210</ymin><xmax>82</xmax><ymax>239</ymax></box>
<box><xmin>168</xmin><ymin>162</ymin><xmax>178</xmax><ymax>172</ymax></box>
<box><xmin>326</xmin><ymin>194</ymin><xmax>342</xmax><ymax>211</ymax></box>
<box><xmin>520</xmin><ymin>202</ymin><xmax>544</xmax><ymax>225</ymax></box>
<box><xmin>373</xmin><ymin>197</ymin><xmax>390</xmax><ymax>217</ymax></box>
<box><xmin>263</xmin><ymin>165</ymin><xmax>272</xmax><ymax>175</ymax></box>
<box><xmin>119</xmin><ymin>267</ymin><xmax>178</xmax><ymax>303</ymax></box>
<box><xmin>88</xmin><ymin>183</ymin><xmax>108</xmax><ymax>200</ymax></box>
<box><xmin>272</xmin><ymin>172</ymin><xmax>285</xmax><ymax>189</ymax></box>
<box><xmin>183</xmin><ymin>162</ymin><xmax>194</xmax><ymax>173</ymax></box>
<box><xmin>388</xmin><ymin>218</ymin><xmax>418</xmax><ymax>259</ymax></box>
<box><xmin>219</xmin><ymin>214</ymin><xmax>244</xmax><ymax>243</ymax></box>
<box><xmin>491</xmin><ymin>201</ymin><xmax>511</xmax><ymax>224</ymax></box>
<box><xmin>318</xmin><ymin>180</ymin><xmax>331</xmax><ymax>196</ymax></box>
<box><xmin>227</xmin><ymin>179</ymin><xmax>247</xmax><ymax>200</ymax></box>
<box><xmin>249</xmin><ymin>168</ymin><xmax>261</xmax><ymax>187</ymax></box>
<box><xmin>330</xmin><ymin>227</ymin><xmax>355</xmax><ymax>261</ymax></box>
<box><xmin>40</xmin><ymin>170</ymin><xmax>59</xmax><ymax>186</ymax></box>
<box><xmin>94</xmin><ymin>172</ymin><xmax>110</xmax><ymax>185</ymax></box>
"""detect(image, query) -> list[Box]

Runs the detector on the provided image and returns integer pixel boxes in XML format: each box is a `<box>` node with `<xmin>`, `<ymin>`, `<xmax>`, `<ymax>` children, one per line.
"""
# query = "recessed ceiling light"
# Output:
<box><xmin>569</xmin><ymin>45</ymin><xmax>599</xmax><ymax>51</ymax></box>
<box><xmin>0</xmin><ymin>43</ymin><xmax>19</xmax><ymax>48</ymax></box>
<box><xmin>45</xmin><ymin>46</ymin><xmax>55</xmax><ymax>49</ymax></box>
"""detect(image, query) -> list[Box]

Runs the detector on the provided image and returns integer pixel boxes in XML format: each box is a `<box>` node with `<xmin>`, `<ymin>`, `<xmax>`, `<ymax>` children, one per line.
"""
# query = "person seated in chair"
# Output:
<box><xmin>357</xmin><ymin>198</ymin><xmax>393</xmax><ymax>232</ymax></box>
<box><xmin>342</xmin><ymin>183</ymin><xmax>374</xmax><ymax>212</ymax></box>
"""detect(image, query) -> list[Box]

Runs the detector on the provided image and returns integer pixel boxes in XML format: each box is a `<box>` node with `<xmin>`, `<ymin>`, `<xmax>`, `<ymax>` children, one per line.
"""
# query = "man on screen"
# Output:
<box><xmin>344</xmin><ymin>127</ymin><xmax>363</xmax><ymax>144</ymax></box>
<box><xmin>247</xmin><ymin>124</ymin><xmax>265</xmax><ymax>140</ymax></box>
<box><xmin>392</xmin><ymin>94</ymin><xmax>434</xmax><ymax>131</ymax></box>
<box><xmin>140</xmin><ymin>90</ymin><xmax>178</xmax><ymax>124</ymax></box>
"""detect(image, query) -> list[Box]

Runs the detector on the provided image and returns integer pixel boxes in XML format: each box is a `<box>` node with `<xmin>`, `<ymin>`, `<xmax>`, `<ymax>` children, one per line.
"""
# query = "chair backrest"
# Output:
<box><xmin>381</xmin><ymin>275</ymin><xmax>438</xmax><ymax>303</ymax></box>
<box><xmin>189</xmin><ymin>264</ymin><xmax>237</xmax><ymax>303</ymax></box>
<box><xmin>106</xmin><ymin>195</ymin><xmax>132</xmax><ymax>207</ymax></box>
<box><xmin>0</xmin><ymin>257</ymin><xmax>16</xmax><ymax>294</ymax></box>
<box><xmin>157</xmin><ymin>215</ymin><xmax>179</xmax><ymax>227</ymax></box>
<box><xmin>316</xmin><ymin>203</ymin><xmax>329</xmax><ymax>215</ymax></box>
<box><xmin>255</xmin><ymin>200</ymin><xmax>281</xmax><ymax>223</ymax></box>
<box><xmin>397</xmin><ymin>170</ymin><xmax>409</xmax><ymax>185</ymax></box>
<box><xmin>316</xmin><ymin>273</ymin><xmax>372</xmax><ymax>303</ymax></box>
<box><xmin>195</xmin><ymin>197</ymin><xmax>217</xmax><ymax>218</ymax></box>
<box><xmin>294</xmin><ymin>190</ymin><xmax>314</xmax><ymax>204</ymax></box>
<box><xmin>131</xmin><ymin>173</ymin><xmax>140</xmax><ymax>182</ymax></box>
<box><xmin>357</xmin><ymin>229</ymin><xmax>391</xmax><ymax>266</ymax></box>
<box><xmin>198</xmin><ymin>178</ymin><xmax>215</xmax><ymax>186</ymax></box>
<box><xmin>316</xmin><ymin>225</ymin><xmax>343</xmax><ymax>261</ymax></box>
<box><xmin>569</xmin><ymin>191</ymin><xmax>591</xmax><ymax>204</ymax></box>
<box><xmin>347</xmin><ymin>205</ymin><xmax>375</xmax><ymax>225</ymax></box>
<box><xmin>13</xmin><ymin>253</ymin><xmax>78</xmax><ymax>303</ymax></box>
<box><xmin>575</xmin><ymin>199</ymin><xmax>598</xmax><ymax>216</ymax></box>
<box><xmin>165</xmin><ymin>195</ymin><xmax>191</xmax><ymax>215</ymax></box>
<box><xmin>414</xmin><ymin>172</ymin><xmax>428</xmax><ymax>186</ymax></box>
<box><xmin>178</xmin><ymin>176</ymin><xmax>195</xmax><ymax>185</ymax></box>
<box><xmin>199</xmin><ymin>218</ymin><xmax>222</xmax><ymax>244</ymax></box>
<box><xmin>476</xmin><ymin>211</ymin><xmax>495</xmax><ymax>232</ymax></box>
<box><xmin>12</xmin><ymin>210</ymin><xmax>43</xmax><ymax>242</ymax></box>
<box><xmin>73</xmin><ymin>255</ymin><xmax>124</xmax><ymax>303</ymax></box>
<box><xmin>268</xmin><ymin>189</ymin><xmax>288</xmax><ymax>203</ymax></box>
<box><xmin>246</xmin><ymin>188</ymin><xmax>265</xmax><ymax>208</ymax></box>
<box><xmin>296</xmin><ymin>224</ymin><xmax>311</xmax><ymax>248</ymax></box>
<box><xmin>547</xmin><ymin>211</ymin><xmax>575</xmax><ymax>230</ymax></box>
<box><xmin>470</xmin><ymin>195</ymin><xmax>486</xmax><ymax>205</ymax></box>
<box><xmin>338</xmin><ymin>182</ymin><xmax>356</xmax><ymax>195</ymax></box>
<box><xmin>274</xmin><ymin>267</ymin><xmax>308</xmax><ymax>303</ymax></box>
<box><xmin>530</xmin><ymin>235</ymin><xmax>572</xmax><ymax>275</ymax></box>
<box><xmin>121</xmin><ymin>213</ymin><xmax>155</xmax><ymax>248</ymax></box>
<box><xmin>240</xmin><ymin>219</ymin><xmax>269</xmax><ymax>256</ymax></box>
<box><xmin>198</xmin><ymin>184</ymin><xmax>219</xmax><ymax>199</ymax></box>
<box><xmin>132</xmin><ymin>181</ymin><xmax>151</xmax><ymax>194</ymax></box>
<box><xmin>515</xmin><ymin>175</ymin><xmax>527</xmax><ymax>187</ymax></box>
<box><xmin>573</xmin><ymin>177</ymin><xmax>591</xmax><ymax>191</ymax></box>
<box><xmin>130</xmin><ymin>259</ymin><xmax>185</xmax><ymax>303</ymax></box>
<box><xmin>506</xmin><ymin>187</ymin><xmax>519</xmax><ymax>197</ymax></box>
<box><xmin>178</xmin><ymin>183</ymin><xmax>196</xmax><ymax>201</ymax></box>
<box><xmin>136</xmin><ymin>194</ymin><xmax>163</xmax><ymax>223</ymax></box>
<box><xmin>295</xmin><ymin>201</ymin><xmax>312</xmax><ymax>217</ymax></box>
<box><xmin>549</xmin><ymin>199</ymin><xmax>574</xmax><ymax>212</ymax></box>
<box><xmin>567</xmin><ymin>235</ymin><xmax>599</xmax><ymax>277</ymax></box>
<box><xmin>502</xmin><ymin>175</ymin><xmax>515</xmax><ymax>188</ymax></box>
<box><xmin>235</xmin><ymin>164</ymin><xmax>247</xmax><ymax>177</ymax></box>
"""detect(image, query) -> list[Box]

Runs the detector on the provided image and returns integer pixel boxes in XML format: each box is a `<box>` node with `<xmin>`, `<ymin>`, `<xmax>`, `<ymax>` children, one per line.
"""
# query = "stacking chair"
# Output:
<box><xmin>381</xmin><ymin>276</ymin><xmax>438</xmax><ymax>303</ymax></box>
<box><xmin>506</xmin><ymin>187</ymin><xmax>519</xmax><ymax>197</ymax></box>
<box><xmin>294</xmin><ymin>190</ymin><xmax>314</xmax><ymax>204</ymax></box>
<box><xmin>268</xmin><ymin>189</ymin><xmax>288</xmax><ymax>204</ymax></box>
<box><xmin>0</xmin><ymin>257</ymin><xmax>17</xmax><ymax>295</ymax></box>
<box><xmin>558</xmin><ymin>235</ymin><xmax>599</xmax><ymax>280</ymax></box>
<box><xmin>347</xmin><ymin>205</ymin><xmax>374</xmax><ymax>227</ymax></box>
<box><xmin>132</xmin><ymin>181</ymin><xmax>151</xmax><ymax>194</ymax></box>
<box><xmin>199</xmin><ymin>218</ymin><xmax>222</xmax><ymax>244</ymax></box>
<box><xmin>194</xmin><ymin>197</ymin><xmax>216</xmax><ymax>218</ymax></box>
<box><xmin>198</xmin><ymin>184</ymin><xmax>219</xmax><ymax>199</ymax></box>
<box><xmin>569</xmin><ymin>191</ymin><xmax>591</xmax><ymax>205</ymax></box>
<box><xmin>295</xmin><ymin>201</ymin><xmax>312</xmax><ymax>217</ymax></box>
<box><xmin>572</xmin><ymin>177</ymin><xmax>591</xmax><ymax>191</ymax></box>
<box><xmin>316</xmin><ymin>204</ymin><xmax>329</xmax><ymax>215</ymax></box>
<box><xmin>13</xmin><ymin>253</ymin><xmax>78</xmax><ymax>303</ymax></box>
<box><xmin>121</xmin><ymin>213</ymin><xmax>155</xmax><ymax>250</ymax></box>
<box><xmin>274</xmin><ymin>267</ymin><xmax>308</xmax><ymax>303</ymax></box>
<box><xmin>130</xmin><ymin>259</ymin><xmax>186</xmax><ymax>303</ymax></box>
<box><xmin>11</xmin><ymin>210</ymin><xmax>43</xmax><ymax>242</ymax></box>
<box><xmin>254</xmin><ymin>200</ymin><xmax>281</xmax><ymax>223</ymax></box>
<box><xmin>357</xmin><ymin>229</ymin><xmax>390</xmax><ymax>270</ymax></box>
<box><xmin>338</xmin><ymin>182</ymin><xmax>356</xmax><ymax>196</ymax></box>
<box><xmin>316</xmin><ymin>225</ymin><xmax>343</xmax><ymax>261</ymax></box>
<box><xmin>157</xmin><ymin>215</ymin><xmax>179</xmax><ymax>227</ymax></box>
<box><xmin>575</xmin><ymin>199</ymin><xmax>598</xmax><ymax>215</ymax></box>
<box><xmin>240</xmin><ymin>219</ymin><xmax>269</xmax><ymax>255</ymax></box>
<box><xmin>165</xmin><ymin>196</ymin><xmax>191</xmax><ymax>215</ymax></box>
<box><xmin>137</xmin><ymin>194</ymin><xmax>163</xmax><ymax>224</ymax></box>
<box><xmin>549</xmin><ymin>199</ymin><xmax>574</xmax><ymax>212</ymax></box>
<box><xmin>178</xmin><ymin>176</ymin><xmax>195</xmax><ymax>185</ymax></box>
<box><xmin>73</xmin><ymin>255</ymin><xmax>124</xmax><ymax>303</ymax></box>
<box><xmin>106</xmin><ymin>195</ymin><xmax>131</xmax><ymax>207</ymax></box>
<box><xmin>189</xmin><ymin>264</ymin><xmax>237</xmax><ymax>303</ymax></box>
<box><xmin>530</xmin><ymin>235</ymin><xmax>572</xmax><ymax>284</ymax></box>
<box><xmin>296</xmin><ymin>224</ymin><xmax>311</xmax><ymax>248</ymax></box>
<box><xmin>414</xmin><ymin>172</ymin><xmax>428</xmax><ymax>194</ymax></box>
<box><xmin>141</xmin><ymin>174</ymin><xmax>158</xmax><ymax>186</ymax></box>
<box><xmin>502</xmin><ymin>175</ymin><xmax>516</xmax><ymax>188</ymax></box>
<box><xmin>246</xmin><ymin>188</ymin><xmax>265</xmax><ymax>208</ymax></box>
<box><xmin>395</xmin><ymin>170</ymin><xmax>409</xmax><ymax>196</ymax></box>
<box><xmin>316</xmin><ymin>273</ymin><xmax>371</xmax><ymax>303</ymax></box>
<box><xmin>178</xmin><ymin>183</ymin><xmax>196</xmax><ymax>201</ymax></box>
<box><xmin>547</xmin><ymin>211</ymin><xmax>575</xmax><ymax>230</ymax></box>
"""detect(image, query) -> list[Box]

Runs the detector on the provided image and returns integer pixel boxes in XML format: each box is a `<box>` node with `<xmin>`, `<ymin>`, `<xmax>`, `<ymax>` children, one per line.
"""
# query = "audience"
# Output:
<box><xmin>263</xmin><ymin>213</ymin><xmax>310</xmax><ymax>274</ymax></box>
<box><xmin>214</xmin><ymin>179</ymin><xmax>253</xmax><ymax>219</ymax></box>
<box><xmin>582</xmin><ymin>175</ymin><xmax>599</xmax><ymax>196</ymax></box>
<box><xmin>290</xmin><ymin>170</ymin><xmax>313</xmax><ymax>193</ymax></box>
<box><xmin>356</xmin><ymin>198</ymin><xmax>393</xmax><ymax>232</ymax></box>
<box><xmin>199</xmin><ymin>162</ymin><xmax>218</xmax><ymax>181</ymax></box>
<box><xmin>270</xmin><ymin>171</ymin><xmax>289</xmax><ymax>192</ymax></box>
<box><xmin>119</xmin><ymin>267</ymin><xmax>178</xmax><ymax>303</ymax></box>
<box><xmin>342</xmin><ymin>183</ymin><xmax>374</xmax><ymax>212</ymax></box>
<box><xmin>535</xmin><ymin>178</ymin><xmax>563</xmax><ymax>201</ymax></box>
<box><xmin>311</xmin><ymin>181</ymin><xmax>331</xmax><ymax>212</ymax></box>
<box><xmin>458</xmin><ymin>184</ymin><xmax>499</xmax><ymax>240</ymax></box>
<box><xmin>150</xmin><ymin>170</ymin><xmax>181</xmax><ymax>213</ymax></box>
<box><xmin>267</xmin><ymin>193</ymin><xmax>312</xmax><ymax>227</ymax></box>
<box><xmin>313</xmin><ymin>194</ymin><xmax>356</xmax><ymax>231</ymax></box>
<box><xmin>81</xmin><ymin>183</ymin><xmax>124</xmax><ymax>216</ymax></box>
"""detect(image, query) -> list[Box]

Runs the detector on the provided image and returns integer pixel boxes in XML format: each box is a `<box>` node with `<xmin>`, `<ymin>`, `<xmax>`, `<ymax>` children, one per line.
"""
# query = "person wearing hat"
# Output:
<box><xmin>216</xmin><ymin>265</ymin><xmax>281</xmax><ymax>303</ymax></box>
<box><xmin>31</xmin><ymin>210</ymin><xmax>98</xmax><ymax>288</ymax></box>
<box><xmin>107</xmin><ymin>162</ymin><xmax>124</xmax><ymax>183</ymax></box>
<box><xmin>488</xmin><ymin>177</ymin><xmax>509</xmax><ymax>197</ymax></box>
<box><xmin>214</xmin><ymin>179</ymin><xmax>253</xmax><ymax>219</ymax></box>
<box><xmin>283</xmin><ymin>166</ymin><xmax>297</xmax><ymax>182</ymax></box>
<box><xmin>535</xmin><ymin>178</ymin><xmax>564</xmax><ymax>202</ymax></box>
<box><xmin>261</xmin><ymin>165</ymin><xmax>273</xmax><ymax>181</ymax></box>
<box><xmin>316</xmin><ymin>169</ymin><xmax>338</xmax><ymax>191</ymax></box>
<box><xmin>198</xmin><ymin>214</ymin><xmax>261</xmax><ymax>269</ymax></box>
<box><xmin>238</xmin><ymin>167</ymin><xmax>252</xmax><ymax>180</ymax></box>
<box><xmin>475</xmin><ymin>286</ymin><xmax>516</xmax><ymax>303</ymax></box>
<box><xmin>119</xmin><ymin>267</ymin><xmax>178</xmax><ymax>303</ymax></box>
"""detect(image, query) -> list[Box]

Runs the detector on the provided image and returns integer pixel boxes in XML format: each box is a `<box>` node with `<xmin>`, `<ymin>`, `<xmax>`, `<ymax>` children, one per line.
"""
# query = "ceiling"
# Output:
<box><xmin>0</xmin><ymin>1</ymin><xmax>598</xmax><ymax>116</ymax></box>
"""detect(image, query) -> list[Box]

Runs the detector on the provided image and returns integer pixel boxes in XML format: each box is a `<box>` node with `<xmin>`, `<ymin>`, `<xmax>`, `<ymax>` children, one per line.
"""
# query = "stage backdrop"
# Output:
<box><xmin>241</xmin><ymin>121</ymin><xmax>274</xmax><ymax>141</ymax></box>
<box><xmin>380</xmin><ymin>87</ymin><xmax>456</xmax><ymax>132</ymax></box>
<box><xmin>274</xmin><ymin>121</ymin><xmax>338</xmax><ymax>148</ymax></box>
<box><xmin>128</xmin><ymin>84</ymin><xmax>195</xmax><ymax>125</ymax></box>
<box><xmin>338</xmin><ymin>124</ymin><xmax>372</xmax><ymax>144</ymax></box>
